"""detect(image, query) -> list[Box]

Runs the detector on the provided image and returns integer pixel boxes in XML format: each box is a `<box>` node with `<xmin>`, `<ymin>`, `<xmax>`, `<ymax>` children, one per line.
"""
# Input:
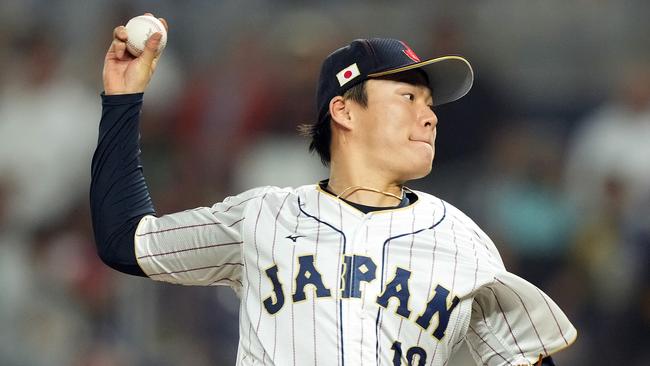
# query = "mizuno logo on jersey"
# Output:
<box><xmin>261</xmin><ymin>254</ymin><xmax>460</xmax><ymax>341</ymax></box>
<box><xmin>285</xmin><ymin>234</ymin><xmax>305</xmax><ymax>242</ymax></box>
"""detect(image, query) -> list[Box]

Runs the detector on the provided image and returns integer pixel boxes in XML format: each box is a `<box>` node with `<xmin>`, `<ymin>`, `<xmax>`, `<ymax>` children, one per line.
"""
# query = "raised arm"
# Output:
<box><xmin>90</xmin><ymin>14</ymin><xmax>167</xmax><ymax>276</ymax></box>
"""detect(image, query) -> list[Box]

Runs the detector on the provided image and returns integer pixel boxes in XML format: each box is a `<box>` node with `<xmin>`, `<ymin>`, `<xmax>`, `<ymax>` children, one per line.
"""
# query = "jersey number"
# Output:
<box><xmin>391</xmin><ymin>341</ymin><xmax>426</xmax><ymax>366</ymax></box>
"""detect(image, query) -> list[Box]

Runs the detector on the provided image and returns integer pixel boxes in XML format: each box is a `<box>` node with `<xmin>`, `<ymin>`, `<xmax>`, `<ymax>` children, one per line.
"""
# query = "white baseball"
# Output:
<box><xmin>125</xmin><ymin>15</ymin><xmax>167</xmax><ymax>57</ymax></box>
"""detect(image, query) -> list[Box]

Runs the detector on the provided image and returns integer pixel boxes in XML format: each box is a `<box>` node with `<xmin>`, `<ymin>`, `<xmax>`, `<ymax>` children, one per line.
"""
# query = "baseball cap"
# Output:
<box><xmin>316</xmin><ymin>38</ymin><xmax>474</xmax><ymax>124</ymax></box>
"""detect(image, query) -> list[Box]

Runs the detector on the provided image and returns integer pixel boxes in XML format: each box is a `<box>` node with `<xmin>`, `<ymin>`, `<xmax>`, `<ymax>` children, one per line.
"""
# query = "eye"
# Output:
<box><xmin>402</xmin><ymin>93</ymin><xmax>415</xmax><ymax>101</ymax></box>
<box><xmin>428</xmin><ymin>104</ymin><xmax>435</xmax><ymax>112</ymax></box>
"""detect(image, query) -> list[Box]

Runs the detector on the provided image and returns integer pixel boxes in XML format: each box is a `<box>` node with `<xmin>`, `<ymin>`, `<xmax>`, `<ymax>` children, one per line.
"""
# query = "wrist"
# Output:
<box><xmin>101</xmin><ymin>92</ymin><xmax>144</xmax><ymax>105</ymax></box>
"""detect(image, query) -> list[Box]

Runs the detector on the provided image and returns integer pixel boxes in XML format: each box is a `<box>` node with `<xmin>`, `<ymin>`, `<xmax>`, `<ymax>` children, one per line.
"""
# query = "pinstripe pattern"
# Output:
<box><xmin>312</xmin><ymin>192</ymin><xmax>321</xmax><ymax>366</ymax></box>
<box><xmin>136</xmin><ymin>241</ymin><xmax>242</xmax><ymax>259</ymax></box>
<box><xmin>135</xmin><ymin>221</ymin><xmax>223</xmax><ymax>236</ymax></box>
<box><xmin>536</xmin><ymin>288</ymin><xmax>569</xmax><ymax>346</ymax></box>
<box><xmin>257</xmin><ymin>192</ymin><xmax>290</xmax><ymax>364</ymax></box>
<box><xmin>146</xmin><ymin>262</ymin><xmax>242</xmax><ymax>277</ymax></box>
<box><xmin>374</xmin><ymin>211</ymin><xmax>395</xmax><ymax>365</ymax></box>
<box><xmin>291</xmin><ymin>201</ymin><xmax>302</xmax><ymax>366</ymax></box>
<box><xmin>336</xmin><ymin>200</ymin><xmax>344</xmax><ymax>366</ymax></box>
<box><xmin>451</xmin><ymin>221</ymin><xmax>458</xmax><ymax>293</ymax></box>
<box><xmin>376</xmin><ymin>201</ymin><xmax>447</xmax><ymax>365</ymax></box>
<box><xmin>245</xmin><ymin>193</ymin><xmax>267</xmax><ymax>362</ymax></box>
<box><xmin>470</xmin><ymin>235</ymin><xmax>479</xmax><ymax>292</ymax></box>
<box><xmin>415</xmin><ymin>211</ymin><xmax>437</xmax><ymax>349</ymax></box>
<box><xmin>488</xmin><ymin>287</ymin><xmax>525</xmax><ymax>357</ymax></box>
<box><xmin>359</xmin><ymin>224</ymin><xmax>370</xmax><ymax>366</ymax></box>
<box><xmin>133</xmin><ymin>185</ymin><xmax>575</xmax><ymax>365</ymax></box>
<box><xmin>290</xmin><ymin>243</ymin><xmax>297</xmax><ymax>366</ymax></box>
<box><xmin>495</xmin><ymin>278</ymin><xmax>548</xmax><ymax>355</ymax></box>
<box><xmin>436</xmin><ymin>220</ymin><xmax>461</xmax><ymax>366</ymax></box>
<box><xmin>296</xmin><ymin>194</ymin><xmax>347</xmax><ymax>365</ymax></box>
<box><xmin>396</xmin><ymin>210</ymin><xmax>417</xmax><ymax>341</ymax></box>
<box><xmin>468</xmin><ymin>325</ymin><xmax>512</xmax><ymax>365</ymax></box>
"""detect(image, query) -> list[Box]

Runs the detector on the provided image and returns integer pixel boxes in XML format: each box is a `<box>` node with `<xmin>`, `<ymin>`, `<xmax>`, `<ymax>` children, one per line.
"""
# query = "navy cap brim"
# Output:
<box><xmin>368</xmin><ymin>56</ymin><xmax>474</xmax><ymax>106</ymax></box>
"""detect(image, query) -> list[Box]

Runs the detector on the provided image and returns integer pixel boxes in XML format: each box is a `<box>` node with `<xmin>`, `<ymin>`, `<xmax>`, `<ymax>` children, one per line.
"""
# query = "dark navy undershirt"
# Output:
<box><xmin>90</xmin><ymin>93</ymin><xmax>153</xmax><ymax>277</ymax></box>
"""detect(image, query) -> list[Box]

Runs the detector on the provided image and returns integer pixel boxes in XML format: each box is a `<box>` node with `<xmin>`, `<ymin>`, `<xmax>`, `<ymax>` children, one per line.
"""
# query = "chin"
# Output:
<box><xmin>415</xmin><ymin>150</ymin><xmax>434</xmax><ymax>174</ymax></box>
<box><xmin>413</xmin><ymin>165</ymin><xmax>433</xmax><ymax>180</ymax></box>
<box><xmin>412</xmin><ymin>142</ymin><xmax>434</xmax><ymax>162</ymax></box>
<box><xmin>402</xmin><ymin>160</ymin><xmax>433</xmax><ymax>181</ymax></box>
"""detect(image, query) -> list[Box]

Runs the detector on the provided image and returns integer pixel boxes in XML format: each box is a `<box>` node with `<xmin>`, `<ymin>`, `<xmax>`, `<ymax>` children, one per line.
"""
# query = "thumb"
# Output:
<box><xmin>140</xmin><ymin>32</ymin><xmax>162</xmax><ymax>65</ymax></box>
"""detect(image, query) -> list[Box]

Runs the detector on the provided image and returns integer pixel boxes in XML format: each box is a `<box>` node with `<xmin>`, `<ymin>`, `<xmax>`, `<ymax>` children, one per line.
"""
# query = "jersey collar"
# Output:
<box><xmin>317</xmin><ymin>179</ymin><xmax>418</xmax><ymax>215</ymax></box>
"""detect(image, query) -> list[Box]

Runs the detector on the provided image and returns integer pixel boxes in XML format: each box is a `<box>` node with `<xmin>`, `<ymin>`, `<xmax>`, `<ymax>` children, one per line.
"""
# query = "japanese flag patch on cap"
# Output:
<box><xmin>336</xmin><ymin>63</ymin><xmax>361</xmax><ymax>86</ymax></box>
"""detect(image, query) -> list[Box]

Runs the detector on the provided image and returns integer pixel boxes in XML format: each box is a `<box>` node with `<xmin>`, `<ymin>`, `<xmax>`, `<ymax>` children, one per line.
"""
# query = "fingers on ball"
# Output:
<box><xmin>159</xmin><ymin>18</ymin><xmax>169</xmax><ymax>32</ymax></box>
<box><xmin>112</xmin><ymin>39</ymin><xmax>127</xmax><ymax>59</ymax></box>
<box><xmin>142</xmin><ymin>12</ymin><xmax>168</xmax><ymax>32</ymax></box>
<box><xmin>113</xmin><ymin>26</ymin><xmax>128</xmax><ymax>41</ymax></box>
<box><xmin>144</xmin><ymin>33</ymin><xmax>163</xmax><ymax>56</ymax></box>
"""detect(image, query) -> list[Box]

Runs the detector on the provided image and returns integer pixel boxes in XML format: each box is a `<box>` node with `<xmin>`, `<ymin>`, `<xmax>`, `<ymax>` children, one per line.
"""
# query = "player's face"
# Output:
<box><xmin>350</xmin><ymin>71</ymin><xmax>437</xmax><ymax>181</ymax></box>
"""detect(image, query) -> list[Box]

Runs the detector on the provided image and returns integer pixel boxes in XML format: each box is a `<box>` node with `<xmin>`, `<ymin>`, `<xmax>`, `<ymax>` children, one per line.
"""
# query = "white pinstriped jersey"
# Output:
<box><xmin>135</xmin><ymin>184</ymin><xmax>576</xmax><ymax>366</ymax></box>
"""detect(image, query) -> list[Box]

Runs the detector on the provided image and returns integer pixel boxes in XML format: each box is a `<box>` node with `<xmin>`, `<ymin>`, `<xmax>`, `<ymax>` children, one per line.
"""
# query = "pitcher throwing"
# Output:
<box><xmin>91</xmin><ymin>13</ymin><xmax>576</xmax><ymax>366</ymax></box>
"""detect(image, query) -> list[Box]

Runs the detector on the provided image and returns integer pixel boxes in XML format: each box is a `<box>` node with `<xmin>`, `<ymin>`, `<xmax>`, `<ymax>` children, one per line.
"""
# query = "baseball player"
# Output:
<box><xmin>91</xmin><ymin>14</ymin><xmax>576</xmax><ymax>366</ymax></box>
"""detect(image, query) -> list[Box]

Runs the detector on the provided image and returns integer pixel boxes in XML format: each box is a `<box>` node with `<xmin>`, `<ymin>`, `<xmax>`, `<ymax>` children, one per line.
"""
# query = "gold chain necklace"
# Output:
<box><xmin>332</xmin><ymin>185</ymin><xmax>404</xmax><ymax>202</ymax></box>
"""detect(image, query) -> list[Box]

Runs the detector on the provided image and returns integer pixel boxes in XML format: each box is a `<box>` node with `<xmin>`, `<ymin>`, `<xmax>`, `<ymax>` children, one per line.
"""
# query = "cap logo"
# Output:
<box><xmin>399</xmin><ymin>41</ymin><xmax>421</xmax><ymax>62</ymax></box>
<box><xmin>336</xmin><ymin>63</ymin><xmax>361</xmax><ymax>87</ymax></box>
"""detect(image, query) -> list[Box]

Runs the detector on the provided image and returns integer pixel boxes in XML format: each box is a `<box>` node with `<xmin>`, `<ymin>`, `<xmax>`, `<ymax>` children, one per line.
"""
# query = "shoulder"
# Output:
<box><xmin>411</xmin><ymin>189</ymin><xmax>505</xmax><ymax>268</ymax></box>
<box><xmin>220</xmin><ymin>184</ymin><xmax>319</xmax><ymax>208</ymax></box>
<box><xmin>409</xmin><ymin>189</ymin><xmax>476</xmax><ymax>225</ymax></box>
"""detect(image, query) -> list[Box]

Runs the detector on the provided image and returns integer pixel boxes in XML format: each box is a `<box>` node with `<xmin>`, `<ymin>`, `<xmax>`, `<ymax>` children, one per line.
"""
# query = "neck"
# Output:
<box><xmin>327</xmin><ymin>161</ymin><xmax>404</xmax><ymax>207</ymax></box>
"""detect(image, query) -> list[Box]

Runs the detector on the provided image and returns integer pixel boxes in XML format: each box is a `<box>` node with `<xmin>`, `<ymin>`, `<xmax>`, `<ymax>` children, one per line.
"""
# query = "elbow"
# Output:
<box><xmin>95</xmin><ymin>238</ymin><xmax>123</xmax><ymax>271</ymax></box>
<box><xmin>96</xmin><ymin>241</ymin><xmax>118</xmax><ymax>269</ymax></box>
<box><xmin>94</xmin><ymin>235</ymin><xmax>147</xmax><ymax>277</ymax></box>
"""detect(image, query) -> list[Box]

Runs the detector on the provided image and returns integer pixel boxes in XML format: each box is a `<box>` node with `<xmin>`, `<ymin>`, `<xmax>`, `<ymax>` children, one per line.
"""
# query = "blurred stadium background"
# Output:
<box><xmin>0</xmin><ymin>0</ymin><xmax>649</xmax><ymax>365</ymax></box>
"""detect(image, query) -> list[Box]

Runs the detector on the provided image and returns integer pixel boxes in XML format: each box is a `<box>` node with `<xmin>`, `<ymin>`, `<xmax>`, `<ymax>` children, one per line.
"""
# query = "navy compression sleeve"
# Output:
<box><xmin>90</xmin><ymin>93</ymin><xmax>155</xmax><ymax>277</ymax></box>
<box><xmin>540</xmin><ymin>356</ymin><xmax>555</xmax><ymax>365</ymax></box>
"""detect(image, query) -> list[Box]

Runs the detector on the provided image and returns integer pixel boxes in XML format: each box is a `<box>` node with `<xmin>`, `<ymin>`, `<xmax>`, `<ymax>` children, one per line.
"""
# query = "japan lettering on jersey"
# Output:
<box><xmin>134</xmin><ymin>185</ymin><xmax>576</xmax><ymax>366</ymax></box>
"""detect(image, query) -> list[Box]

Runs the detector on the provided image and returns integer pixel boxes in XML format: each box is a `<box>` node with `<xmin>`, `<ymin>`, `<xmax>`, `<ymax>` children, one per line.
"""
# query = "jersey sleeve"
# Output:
<box><xmin>446</xmin><ymin>201</ymin><xmax>506</xmax><ymax>270</ymax></box>
<box><xmin>466</xmin><ymin>271</ymin><xmax>577</xmax><ymax>365</ymax></box>
<box><xmin>134</xmin><ymin>187</ymin><xmax>270</xmax><ymax>289</ymax></box>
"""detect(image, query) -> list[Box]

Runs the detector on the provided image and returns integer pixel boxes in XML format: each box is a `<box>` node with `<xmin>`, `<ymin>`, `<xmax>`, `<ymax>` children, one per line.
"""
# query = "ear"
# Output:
<box><xmin>329</xmin><ymin>96</ymin><xmax>353</xmax><ymax>131</ymax></box>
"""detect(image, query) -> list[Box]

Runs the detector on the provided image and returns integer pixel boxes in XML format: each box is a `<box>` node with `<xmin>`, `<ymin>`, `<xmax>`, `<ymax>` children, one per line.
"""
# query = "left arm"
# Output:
<box><xmin>465</xmin><ymin>271</ymin><xmax>576</xmax><ymax>365</ymax></box>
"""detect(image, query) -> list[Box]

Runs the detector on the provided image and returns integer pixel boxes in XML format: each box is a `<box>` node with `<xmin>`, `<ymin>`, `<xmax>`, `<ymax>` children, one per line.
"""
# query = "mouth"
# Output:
<box><xmin>409</xmin><ymin>138</ymin><xmax>433</xmax><ymax>147</ymax></box>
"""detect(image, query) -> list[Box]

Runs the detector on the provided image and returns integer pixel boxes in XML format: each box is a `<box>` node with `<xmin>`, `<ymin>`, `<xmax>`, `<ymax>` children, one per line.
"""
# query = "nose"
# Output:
<box><xmin>421</xmin><ymin>104</ymin><xmax>438</xmax><ymax>129</ymax></box>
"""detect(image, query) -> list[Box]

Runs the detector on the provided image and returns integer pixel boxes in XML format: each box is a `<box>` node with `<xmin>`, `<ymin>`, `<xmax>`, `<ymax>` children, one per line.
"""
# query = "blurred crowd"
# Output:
<box><xmin>0</xmin><ymin>1</ymin><xmax>649</xmax><ymax>365</ymax></box>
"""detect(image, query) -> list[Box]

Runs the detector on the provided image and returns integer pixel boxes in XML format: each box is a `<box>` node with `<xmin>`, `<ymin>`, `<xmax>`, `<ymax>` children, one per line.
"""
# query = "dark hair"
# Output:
<box><xmin>299</xmin><ymin>81</ymin><xmax>368</xmax><ymax>166</ymax></box>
